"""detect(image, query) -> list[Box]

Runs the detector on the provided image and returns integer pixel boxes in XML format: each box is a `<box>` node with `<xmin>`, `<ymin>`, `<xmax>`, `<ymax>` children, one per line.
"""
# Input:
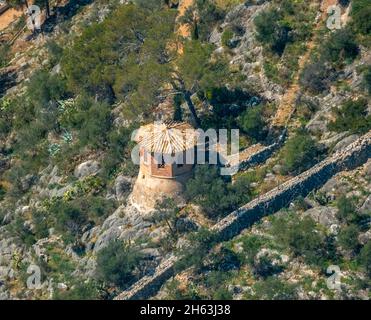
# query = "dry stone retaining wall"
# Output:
<box><xmin>115</xmin><ymin>132</ymin><xmax>371</xmax><ymax>300</ymax></box>
<box><xmin>233</xmin><ymin>130</ymin><xmax>287</xmax><ymax>173</ymax></box>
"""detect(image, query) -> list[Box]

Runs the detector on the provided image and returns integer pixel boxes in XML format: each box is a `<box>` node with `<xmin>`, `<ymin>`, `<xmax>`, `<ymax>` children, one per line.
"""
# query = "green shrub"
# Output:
<box><xmin>328</xmin><ymin>99</ymin><xmax>371</xmax><ymax>134</ymax></box>
<box><xmin>252</xmin><ymin>254</ymin><xmax>284</xmax><ymax>279</ymax></box>
<box><xmin>53</xmin><ymin>281</ymin><xmax>101</xmax><ymax>300</ymax></box>
<box><xmin>7</xmin><ymin>216</ymin><xmax>36</xmax><ymax>247</ymax></box>
<box><xmin>165</xmin><ymin>279</ymin><xmax>201</xmax><ymax>300</ymax></box>
<box><xmin>254</xmin><ymin>8</ymin><xmax>292</xmax><ymax>55</ymax></box>
<box><xmin>320</xmin><ymin>29</ymin><xmax>359</xmax><ymax>65</ymax></box>
<box><xmin>0</xmin><ymin>185</ymin><xmax>6</xmax><ymax>202</ymax></box>
<box><xmin>79</xmin><ymin>102</ymin><xmax>112</xmax><ymax>148</ymax></box>
<box><xmin>247</xmin><ymin>276</ymin><xmax>298</xmax><ymax>300</ymax></box>
<box><xmin>362</xmin><ymin>66</ymin><xmax>371</xmax><ymax>94</ymax></box>
<box><xmin>241</xmin><ymin>235</ymin><xmax>266</xmax><ymax>265</ymax></box>
<box><xmin>46</xmin><ymin>40</ymin><xmax>64</xmax><ymax>66</ymax></box>
<box><xmin>212</xmin><ymin>286</ymin><xmax>233</xmax><ymax>300</ymax></box>
<box><xmin>301</xmin><ymin>28</ymin><xmax>360</xmax><ymax>93</ymax></box>
<box><xmin>336</xmin><ymin>196</ymin><xmax>359</xmax><ymax>224</ymax></box>
<box><xmin>263</xmin><ymin>60</ymin><xmax>280</xmax><ymax>84</ymax></box>
<box><xmin>175</xmin><ymin>228</ymin><xmax>217</xmax><ymax>272</ymax></box>
<box><xmin>221</xmin><ymin>28</ymin><xmax>234</xmax><ymax>48</ymax></box>
<box><xmin>96</xmin><ymin>240</ymin><xmax>143</xmax><ymax>289</ymax></box>
<box><xmin>338</xmin><ymin>224</ymin><xmax>360</xmax><ymax>253</ymax></box>
<box><xmin>279</xmin><ymin>129</ymin><xmax>320</xmax><ymax>175</ymax></box>
<box><xmin>51</xmin><ymin>200</ymin><xmax>88</xmax><ymax>241</ymax></box>
<box><xmin>0</xmin><ymin>44</ymin><xmax>10</xmax><ymax>68</ymax></box>
<box><xmin>201</xmin><ymin>88</ymin><xmax>259</xmax><ymax>129</ymax></box>
<box><xmin>209</xmin><ymin>247</ymin><xmax>241</xmax><ymax>272</ymax></box>
<box><xmin>185</xmin><ymin>165</ymin><xmax>230</xmax><ymax>218</ymax></box>
<box><xmin>65</xmin><ymin>98</ymin><xmax>113</xmax><ymax>149</ymax></box>
<box><xmin>185</xmin><ymin>165</ymin><xmax>251</xmax><ymax>218</ymax></box>
<box><xmin>228</xmin><ymin>174</ymin><xmax>253</xmax><ymax>207</ymax></box>
<box><xmin>359</xmin><ymin>241</ymin><xmax>371</xmax><ymax>277</ymax></box>
<box><xmin>272</xmin><ymin>214</ymin><xmax>327</xmax><ymax>266</ymax></box>
<box><xmin>48</xmin><ymin>196</ymin><xmax>116</xmax><ymax>242</ymax></box>
<box><xmin>27</xmin><ymin>70</ymin><xmax>68</xmax><ymax>109</ymax></box>
<box><xmin>237</xmin><ymin>105</ymin><xmax>266</xmax><ymax>141</ymax></box>
<box><xmin>32</xmin><ymin>210</ymin><xmax>49</xmax><ymax>240</ymax></box>
<box><xmin>100</xmin><ymin>126</ymin><xmax>136</xmax><ymax>180</ymax></box>
<box><xmin>350</xmin><ymin>0</ymin><xmax>371</xmax><ymax>35</ymax></box>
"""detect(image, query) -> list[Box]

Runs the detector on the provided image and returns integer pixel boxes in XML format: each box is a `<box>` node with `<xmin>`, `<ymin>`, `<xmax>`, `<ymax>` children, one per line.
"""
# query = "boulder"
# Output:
<box><xmin>93</xmin><ymin>227</ymin><xmax>122</xmax><ymax>252</ymax></box>
<box><xmin>74</xmin><ymin>160</ymin><xmax>100</xmax><ymax>178</ymax></box>
<box><xmin>272</xmin><ymin>164</ymin><xmax>283</xmax><ymax>174</ymax></box>
<box><xmin>358</xmin><ymin>230</ymin><xmax>371</xmax><ymax>246</ymax></box>
<box><xmin>303</xmin><ymin>206</ymin><xmax>338</xmax><ymax>227</ymax></box>
<box><xmin>320</xmin><ymin>177</ymin><xmax>348</xmax><ymax>197</ymax></box>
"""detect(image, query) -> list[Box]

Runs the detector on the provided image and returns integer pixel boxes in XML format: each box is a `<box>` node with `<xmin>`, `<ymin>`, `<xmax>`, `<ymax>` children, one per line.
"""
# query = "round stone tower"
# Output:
<box><xmin>130</xmin><ymin>121</ymin><xmax>198</xmax><ymax>212</ymax></box>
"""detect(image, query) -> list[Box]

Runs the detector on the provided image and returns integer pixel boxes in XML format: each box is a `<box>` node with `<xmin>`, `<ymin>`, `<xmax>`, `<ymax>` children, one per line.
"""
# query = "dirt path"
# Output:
<box><xmin>0</xmin><ymin>7</ymin><xmax>24</xmax><ymax>31</ymax></box>
<box><xmin>271</xmin><ymin>0</ymin><xmax>338</xmax><ymax>128</ymax></box>
<box><xmin>177</xmin><ymin>0</ymin><xmax>194</xmax><ymax>38</ymax></box>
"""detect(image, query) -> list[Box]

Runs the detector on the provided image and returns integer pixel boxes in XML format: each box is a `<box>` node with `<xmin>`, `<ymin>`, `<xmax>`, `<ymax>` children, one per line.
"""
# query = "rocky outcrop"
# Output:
<box><xmin>210</xmin><ymin>2</ymin><xmax>283</xmax><ymax>102</ymax></box>
<box><xmin>92</xmin><ymin>203</ymin><xmax>165</xmax><ymax>252</ymax></box>
<box><xmin>303</xmin><ymin>206</ymin><xmax>338</xmax><ymax>227</ymax></box>
<box><xmin>114</xmin><ymin>175</ymin><xmax>133</xmax><ymax>201</ymax></box>
<box><xmin>74</xmin><ymin>160</ymin><xmax>100</xmax><ymax>179</ymax></box>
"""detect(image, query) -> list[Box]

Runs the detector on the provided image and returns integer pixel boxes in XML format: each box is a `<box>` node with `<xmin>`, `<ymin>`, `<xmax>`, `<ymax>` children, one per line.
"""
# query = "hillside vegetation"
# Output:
<box><xmin>0</xmin><ymin>0</ymin><xmax>370</xmax><ymax>300</ymax></box>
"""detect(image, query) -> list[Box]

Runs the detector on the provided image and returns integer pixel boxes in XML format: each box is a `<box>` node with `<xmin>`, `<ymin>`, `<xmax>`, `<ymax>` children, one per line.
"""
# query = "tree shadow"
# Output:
<box><xmin>41</xmin><ymin>0</ymin><xmax>94</xmax><ymax>34</ymax></box>
<box><xmin>0</xmin><ymin>68</ymin><xmax>16</xmax><ymax>98</ymax></box>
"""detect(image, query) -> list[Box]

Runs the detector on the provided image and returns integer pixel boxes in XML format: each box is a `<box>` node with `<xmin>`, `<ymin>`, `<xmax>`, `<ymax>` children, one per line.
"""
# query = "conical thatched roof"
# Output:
<box><xmin>136</xmin><ymin>121</ymin><xmax>198</xmax><ymax>154</ymax></box>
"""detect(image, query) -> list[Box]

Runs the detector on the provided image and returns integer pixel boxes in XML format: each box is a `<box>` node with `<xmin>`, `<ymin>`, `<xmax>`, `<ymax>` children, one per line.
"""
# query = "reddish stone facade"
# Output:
<box><xmin>139</xmin><ymin>148</ymin><xmax>194</xmax><ymax>179</ymax></box>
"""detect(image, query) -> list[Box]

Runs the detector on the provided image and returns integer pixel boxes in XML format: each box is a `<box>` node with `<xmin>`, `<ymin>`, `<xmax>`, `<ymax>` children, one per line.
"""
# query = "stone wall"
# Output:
<box><xmin>0</xmin><ymin>4</ymin><xmax>9</xmax><ymax>15</ymax></box>
<box><xmin>115</xmin><ymin>132</ymin><xmax>371</xmax><ymax>300</ymax></box>
<box><xmin>233</xmin><ymin>130</ymin><xmax>286</xmax><ymax>173</ymax></box>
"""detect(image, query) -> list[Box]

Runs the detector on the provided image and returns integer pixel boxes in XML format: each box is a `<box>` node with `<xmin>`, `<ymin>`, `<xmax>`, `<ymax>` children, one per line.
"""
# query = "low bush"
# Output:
<box><xmin>328</xmin><ymin>99</ymin><xmax>371</xmax><ymax>134</ymax></box>
<box><xmin>247</xmin><ymin>277</ymin><xmax>298</xmax><ymax>300</ymax></box>
<box><xmin>96</xmin><ymin>240</ymin><xmax>143</xmax><ymax>289</ymax></box>
<box><xmin>362</xmin><ymin>66</ymin><xmax>371</xmax><ymax>94</ymax></box>
<box><xmin>237</xmin><ymin>105</ymin><xmax>267</xmax><ymax>141</ymax></box>
<box><xmin>254</xmin><ymin>8</ymin><xmax>292</xmax><ymax>56</ymax></box>
<box><xmin>337</xmin><ymin>224</ymin><xmax>361</xmax><ymax>253</ymax></box>
<box><xmin>335</xmin><ymin>196</ymin><xmax>364</xmax><ymax>225</ymax></box>
<box><xmin>320</xmin><ymin>29</ymin><xmax>359</xmax><ymax>65</ymax></box>
<box><xmin>359</xmin><ymin>241</ymin><xmax>371</xmax><ymax>277</ymax></box>
<box><xmin>272</xmin><ymin>214</ymin><xmax>328</xmax><ymax>266</ymax></box>
<box><xmin>278</xmin><ymin>129</ymin><xmax>320</xmax><ymax>175</ymax></box>
<box><xmin>47</xmin><ymin>196</ymin><xmax>116</xmax><ymax>242</ymax></box>
<box><xmin>350</xmin><ymin>0</ymin><xmax>371</xmax><ymax>36</ymax></box>
<box><xmin>221</xmin><ymin>28</ymin><xmax>234</xmax><ymax>48</ymax></box>
<box><xmin>53</xmin><ymin>281</ymin><xmax>102</xmax><ymax>300</ymax></box>
<box><xmin>185</xmin><ymin>165</ymin><xmax>252</xmax><ymax>218</ymax></box>
<box><xmin>300</xmin><ymin>60</ymin><xmax>334</xmax><ymax>94</ymax></box>
<box><xmin>0</xmin><ymin>44</ymin><xmax>10</xmax><ymax>68</ymax></box>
